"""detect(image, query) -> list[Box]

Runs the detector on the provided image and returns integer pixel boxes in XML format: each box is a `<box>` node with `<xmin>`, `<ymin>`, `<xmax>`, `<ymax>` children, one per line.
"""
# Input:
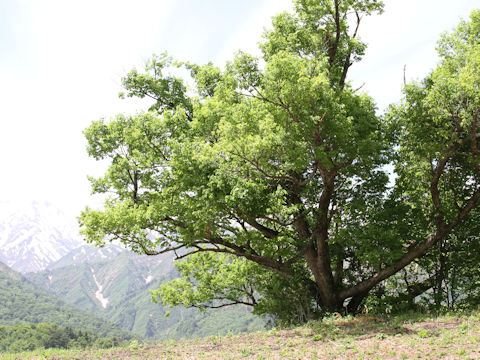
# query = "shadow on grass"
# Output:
<box><xmin>307</xmin><ymin>316</ymin><xmax>416</xmax><ymax>340</ymax></box>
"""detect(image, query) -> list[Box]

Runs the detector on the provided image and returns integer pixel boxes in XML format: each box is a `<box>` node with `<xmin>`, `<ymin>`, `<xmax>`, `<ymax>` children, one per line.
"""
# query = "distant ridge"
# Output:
<box><xmin>46</xmin><ymin>244</ymin><xmax>125</xmax><ymax>270</ymax></box>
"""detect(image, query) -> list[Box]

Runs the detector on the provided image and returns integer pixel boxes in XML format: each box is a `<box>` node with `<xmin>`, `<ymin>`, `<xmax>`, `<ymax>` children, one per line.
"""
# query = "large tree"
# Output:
<box><xmin>80</xmin><ymin>1</ymin><xmax>480</xmax><ymax>319</ymax></box>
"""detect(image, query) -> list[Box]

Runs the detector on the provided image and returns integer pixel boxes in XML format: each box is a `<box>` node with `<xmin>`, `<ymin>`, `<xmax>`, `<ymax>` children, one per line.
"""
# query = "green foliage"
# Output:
<box><xmin>154</xmin><ymin>253</ymin><xmax>317</xmax><ymax>325</ymax></box>
<box><xmin>374</xmin><ymin>9</ymin><xmax>480</xmax><ymax>312</ymax></box>
<box><xmin>0</xmin><ymin>323</ymin><xmax>121</xmax><ymax>353</ymax></box>
<box><xmin>80</xmin><ymin>0</ymin><xmax>480</xmax><ymax>324</ymax></box>
<box><xmin>121</xmin><ymin>52</ymin><xmax>193</xmax><ymax>117</ymax></box>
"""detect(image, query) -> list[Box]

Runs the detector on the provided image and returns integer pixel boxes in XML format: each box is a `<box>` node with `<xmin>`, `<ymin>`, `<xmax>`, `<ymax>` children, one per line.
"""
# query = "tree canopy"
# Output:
<box><xmin>80</xmin><ymin>0</ymin><xmax>480</xmax><ymax>321</ymax></box>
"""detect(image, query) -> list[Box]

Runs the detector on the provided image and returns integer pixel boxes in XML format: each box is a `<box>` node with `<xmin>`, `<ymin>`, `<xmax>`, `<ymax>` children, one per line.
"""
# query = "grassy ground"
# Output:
<box><xmin>2</xmin><ymin>312</ymin><xmax>480</xmax><ymax>359</ymax></box>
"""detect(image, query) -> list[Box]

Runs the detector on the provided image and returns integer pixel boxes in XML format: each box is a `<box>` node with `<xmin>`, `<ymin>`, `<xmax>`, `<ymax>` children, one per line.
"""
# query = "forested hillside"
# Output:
<box><xmin>0</xmin><ymin>261</ymin><xmax>132</xmax><ymax>340</ymax></box>
<box><xmin>0</xmin><ymin>323</ymin><xmax>121</xmax><ymax>353</ymax></box>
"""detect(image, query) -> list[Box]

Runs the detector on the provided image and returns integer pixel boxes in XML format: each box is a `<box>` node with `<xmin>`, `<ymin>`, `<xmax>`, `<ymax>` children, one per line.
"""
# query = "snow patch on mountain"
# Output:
<box><xmin>91</xmin><ymin>267</ymin><xmax>109</xmax><ymax>308</ymax></box>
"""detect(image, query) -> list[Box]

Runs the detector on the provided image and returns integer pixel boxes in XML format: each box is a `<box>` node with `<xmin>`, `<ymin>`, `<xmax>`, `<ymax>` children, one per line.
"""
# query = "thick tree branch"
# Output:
<box><xmin>339</xmin><ymin>12</ymin><xmax>361</xmax><ymax>89</ymax></box>
<box><xmin>175</xmin><ymin>244</ymin><xmax>293</xmax><ymax>276</ymax></box>
<box><xmin>471</xmin><ymin>109</ymin><xmax>479</xmax><ymax>156</ymax></box>
<box><xmin>338</xmin><ymin>230</ymin><xmax>445</xmax><ymax>300</ymax></box>
<box><xmin>327</xmin><ymin>0</ymin><xmax>341</xmax><ymax>67</ymax></box>
<box><xmin>191</xmin><ymin>300</ymin><xmax>256</xmax><ymax>310</ymax></box>
<box><xmin>304</xmin><ymin>169</ymin><xmax>337</xmax><ymax>307</ymax></box>
<box><xmin>241</xmin><ymin>215</ymin><xmax>280</xmax><ymax>239</ymax></box>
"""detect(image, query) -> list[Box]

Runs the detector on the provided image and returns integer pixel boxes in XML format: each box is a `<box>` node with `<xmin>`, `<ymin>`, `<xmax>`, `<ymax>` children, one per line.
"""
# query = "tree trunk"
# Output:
<box><xmin>345</xmin><ymin>291</ymin><xmax>369</xmax><ymax>314</ymax></box>
<box><xmin>304</xmin><ymin>247</ymin><xmax>343</xmax><ymax>312</ymax></box>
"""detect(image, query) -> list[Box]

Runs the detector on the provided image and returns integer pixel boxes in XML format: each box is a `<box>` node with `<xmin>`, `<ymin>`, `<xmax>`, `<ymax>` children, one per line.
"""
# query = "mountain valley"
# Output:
<box><xmin>28</xmin><ymin>249</ymin><xmax>265</xmax><ymax>339</ymax></box>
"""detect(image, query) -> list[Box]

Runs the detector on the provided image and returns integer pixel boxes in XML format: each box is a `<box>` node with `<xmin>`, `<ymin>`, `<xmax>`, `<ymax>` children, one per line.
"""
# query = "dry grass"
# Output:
<box><xmin>3</xmin><ymin>312</ymin><xmax>480</xmax><ymax>360</ymax></box>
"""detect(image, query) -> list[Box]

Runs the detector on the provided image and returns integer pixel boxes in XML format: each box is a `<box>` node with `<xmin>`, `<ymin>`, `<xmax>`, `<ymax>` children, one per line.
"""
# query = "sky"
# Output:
<box><xmin>0</xmin><ymin>0</ymin><xmax>478</xmax><ymax>219</ymax></box>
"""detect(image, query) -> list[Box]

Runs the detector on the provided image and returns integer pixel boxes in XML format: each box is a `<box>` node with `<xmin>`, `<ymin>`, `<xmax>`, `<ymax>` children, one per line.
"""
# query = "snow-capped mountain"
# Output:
<box><xmin>0</xmin><ymin>200</ymin><xmax>84</xmax><ymax>273</ymax></box>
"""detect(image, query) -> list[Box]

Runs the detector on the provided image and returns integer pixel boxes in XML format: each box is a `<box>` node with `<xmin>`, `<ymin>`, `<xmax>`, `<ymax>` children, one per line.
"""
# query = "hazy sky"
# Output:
<box><xmin>0</xmin><ymin>0</ymin><xmax>478</xmax><ymax>218</ymax></box>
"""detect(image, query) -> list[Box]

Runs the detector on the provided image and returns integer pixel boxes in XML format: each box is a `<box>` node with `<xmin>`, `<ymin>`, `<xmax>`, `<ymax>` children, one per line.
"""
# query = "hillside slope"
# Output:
<box><xmin>0</xmin><ymin>261</ymin><xmax>132</xmax><ymax>340</ymax></box>
<box><xmin>3</xmin><ymin>314</ymin><xmax>480</xmax><ymax>359</ymax></box>
<box><xmin>28</xmin><ymin>251</ymin><xmax>265</xmax><ymax>339</ymax></box>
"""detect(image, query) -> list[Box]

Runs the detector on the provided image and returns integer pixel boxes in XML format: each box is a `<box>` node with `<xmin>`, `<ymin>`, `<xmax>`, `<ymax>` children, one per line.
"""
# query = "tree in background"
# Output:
<box><xmin>366</xmin><ymin>11</ymin><xmax>480</xmax><ymax>313</ymax></box>
<box><xmin>80</xmin><ymin>0</ymin><xmax>480</xmax><ymax>322</ymax></box>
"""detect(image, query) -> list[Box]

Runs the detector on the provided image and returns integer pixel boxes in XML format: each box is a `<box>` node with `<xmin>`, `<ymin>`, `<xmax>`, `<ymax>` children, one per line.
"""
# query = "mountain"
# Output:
<box><xmin>0</xmin><ymin>201</ymin><xmax>83</xmax><ymax>273</ymax></box>
<box><xmin>30</xmin><ymin>251</ymin><xmax>171</xmax><ymax>314</ymax></box>
<box><xmin>28</xmin><ymin>250</ymin><xmax>265</xmax><ymax>340</ymax></box>
<box><xmin>0</xmin><ymin>261</ymin><xmax>132</xmax><ymax>340</ymax></box>
<box><xmin>46</xmin><ymin>244</ymin><xmax>125</xmax><ymax>270</ymax></box>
